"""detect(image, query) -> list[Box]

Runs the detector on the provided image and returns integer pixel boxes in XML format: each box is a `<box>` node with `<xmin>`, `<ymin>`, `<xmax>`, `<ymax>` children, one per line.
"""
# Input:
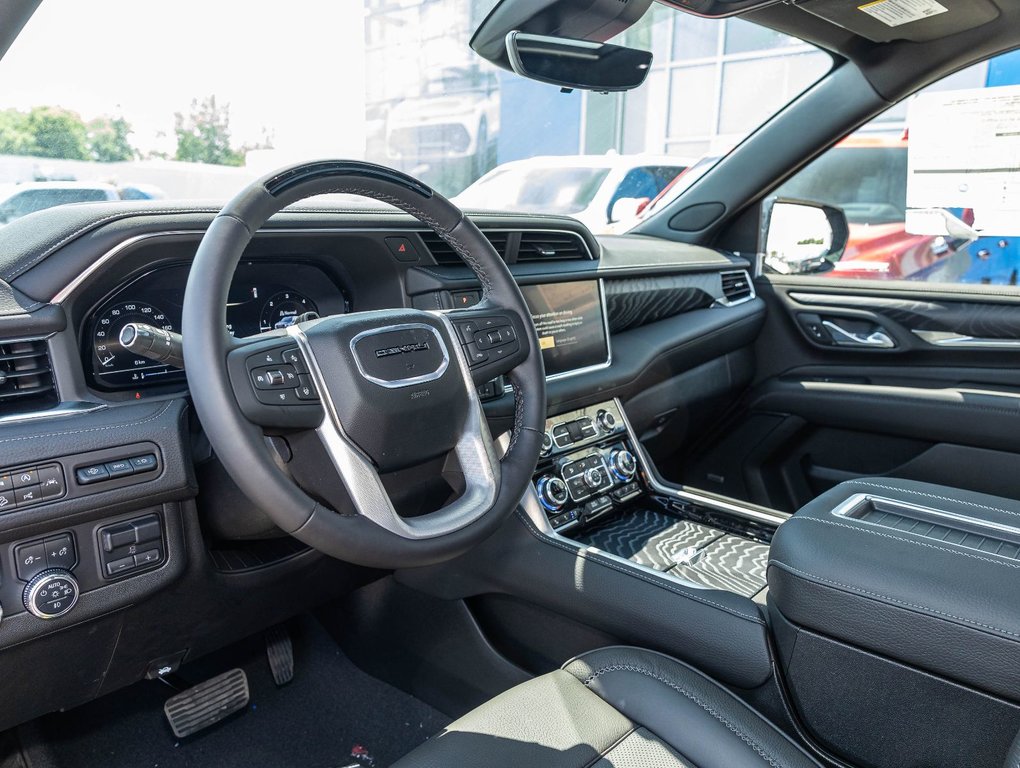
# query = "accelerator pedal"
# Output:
<box><xmin>265</xmin><ymin>624</ymin><xmax>294</xmax><ymax>686</ymax></box>
<box><xmin>163</xmin><ymin>668</ymin><xmax>250</xmax><ymax>738</ymax></box>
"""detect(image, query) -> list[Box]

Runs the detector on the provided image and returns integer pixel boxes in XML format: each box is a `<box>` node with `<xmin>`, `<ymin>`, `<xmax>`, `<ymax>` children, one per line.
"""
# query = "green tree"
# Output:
<box><xmin>174</xmin><ymin>96</ymin><xmax>245</xmax><ymax>166</ymax></box>
<box><xmin>25</xmin><ymin>106</ymin><xmax>89</xmax><ymax>160</ymax></box>
<box><xmin>87</xmin><ymin>116</ymin><xmax>135</xmax><ymax>162</ymax></box>
<box><xmin>0</xmin><ymin>109</ymin><xmax>36</xmax><ymax>156</ymax></box>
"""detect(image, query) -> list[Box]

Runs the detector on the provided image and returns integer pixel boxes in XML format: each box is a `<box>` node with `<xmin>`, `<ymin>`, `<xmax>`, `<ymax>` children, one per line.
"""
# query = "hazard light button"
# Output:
<box><xmin>384</xmin><ymin>236</ymin><xmax>419</xmax><ymax>262</ymax></box>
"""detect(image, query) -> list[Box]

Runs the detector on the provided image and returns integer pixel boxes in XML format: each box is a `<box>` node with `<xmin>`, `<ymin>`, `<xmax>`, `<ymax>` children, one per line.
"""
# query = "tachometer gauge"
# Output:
<box><xmin>92</xmin><ymin>301</ymin><xmax>185</xmax><ymax>388</ymax></box>
<box><xmin>259</xmin><ymin>291</ymin><xmax>317</xmax><ymax>332</ymax></box>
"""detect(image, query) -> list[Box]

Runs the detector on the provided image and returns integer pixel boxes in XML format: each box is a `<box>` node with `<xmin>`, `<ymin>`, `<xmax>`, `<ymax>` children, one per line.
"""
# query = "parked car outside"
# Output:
<box><xmin>0</xmin><ymin>181</ymin><xmax>119</xmax><ymax>225</ymax></box>
<box><xmin>454</xmin><ymin>154</ymin><xmax>693</xmax><ymax>233</ymax></box>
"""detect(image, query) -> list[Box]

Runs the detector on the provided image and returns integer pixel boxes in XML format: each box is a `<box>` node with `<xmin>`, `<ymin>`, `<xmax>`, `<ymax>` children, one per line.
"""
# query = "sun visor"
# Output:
<box><xmin>796</xmin><ymin>0</ymin><xmax>1000</xmax><ymax>42</ymax></box>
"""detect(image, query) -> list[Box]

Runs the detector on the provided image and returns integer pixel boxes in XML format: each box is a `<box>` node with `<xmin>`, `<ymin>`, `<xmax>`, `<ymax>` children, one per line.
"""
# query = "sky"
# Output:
<box><xmin>0</xmin><ymin>0</ymin><xmax>369</xmax><ymax>158</ymax></box>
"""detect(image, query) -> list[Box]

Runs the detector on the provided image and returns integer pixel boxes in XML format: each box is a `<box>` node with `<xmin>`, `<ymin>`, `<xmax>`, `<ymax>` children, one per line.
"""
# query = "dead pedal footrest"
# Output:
<box><xmin>163</xmin><ymin>668</ymin><xmax>250</xmax><ymax>738</ymax></box>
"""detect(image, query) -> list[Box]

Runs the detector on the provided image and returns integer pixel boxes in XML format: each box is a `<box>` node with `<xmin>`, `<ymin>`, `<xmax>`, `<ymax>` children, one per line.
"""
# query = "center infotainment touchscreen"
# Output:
<box><xmin>519</xmin><ymin>281</ymin><xmax>610</xmax><ymax>378</ymax></box>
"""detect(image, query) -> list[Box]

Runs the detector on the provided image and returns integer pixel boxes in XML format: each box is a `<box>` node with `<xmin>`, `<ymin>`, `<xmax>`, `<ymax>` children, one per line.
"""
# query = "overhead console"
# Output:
<box><xmin>769</xmin><ymin>478</ymin><xmax>1020</xmax><ymax>767</ymax></box>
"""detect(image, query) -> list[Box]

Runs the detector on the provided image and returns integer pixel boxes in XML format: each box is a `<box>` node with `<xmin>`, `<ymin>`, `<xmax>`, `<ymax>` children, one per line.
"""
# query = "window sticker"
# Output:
<box><xmin>906</xmin><ymin>85</ymin><xmax>1020</xmax><ymax>236</ymax></box>
<box><xmin>858</xmin><ymin>0</ymin><xmax>948</xmax><ymax>27</ymax></box>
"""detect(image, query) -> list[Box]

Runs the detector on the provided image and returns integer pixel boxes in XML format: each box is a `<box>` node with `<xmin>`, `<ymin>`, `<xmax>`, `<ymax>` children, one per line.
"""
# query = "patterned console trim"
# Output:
<box><xmin>671</xmin><ymin>535</ymin><xmax>769</xmax><ymax>598</ymax></box>
<box><xmin>574</xmin><ymin>509</ymin><xmax>770</xmax><ymax>597</ymax></box>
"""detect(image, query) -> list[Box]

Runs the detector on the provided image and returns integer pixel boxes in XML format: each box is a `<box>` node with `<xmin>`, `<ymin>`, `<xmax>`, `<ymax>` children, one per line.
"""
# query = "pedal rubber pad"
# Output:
<box><xmin>265</xmin><ymin>624</ymin><xmax>294</xmax><ymax>686</ymax></box>
<box><xmin>163</xmin><ymin>668</ymin><xmax>250</xmax><ymax>738</ymax></box>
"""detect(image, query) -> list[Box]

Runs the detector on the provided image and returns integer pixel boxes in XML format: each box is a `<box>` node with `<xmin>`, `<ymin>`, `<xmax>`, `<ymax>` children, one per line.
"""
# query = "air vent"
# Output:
<box><xmin>719</xmin><ymin>270</ymin><xmax>754</xmax><ymax>305</ymax></box>
<box><xmin>0</xmin><ymin>339</ymin><xmax>57</xmax><ymax>417</ymax></box>
<box><xmin>419</xmin><ymin>230</ymin><xmax>508</xmax><ymax>265</ymax></box>
<box><xmin>517</xmin><ymin>231</ymin><xmax>589</xmax><ymax>262</ymax></box>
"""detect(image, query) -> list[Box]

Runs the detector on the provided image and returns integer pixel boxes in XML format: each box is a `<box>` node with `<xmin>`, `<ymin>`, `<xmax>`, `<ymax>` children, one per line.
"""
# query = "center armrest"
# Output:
<box><xmin>768</xmin><ymin>476</ymin><xmax>1020</xmax><ymax>702</ymax></box>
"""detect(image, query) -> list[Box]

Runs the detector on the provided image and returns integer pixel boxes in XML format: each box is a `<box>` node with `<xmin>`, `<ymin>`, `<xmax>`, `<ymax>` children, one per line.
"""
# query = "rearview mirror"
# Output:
<box><xmin>763</xmin><ymin>199</ymin><xmax>849</xmax><ymax>276</ymax></box>
<box><xmin>505</xmin><ymin>32</ymin><xmax>652</xmax><ymax>92</ymax></box>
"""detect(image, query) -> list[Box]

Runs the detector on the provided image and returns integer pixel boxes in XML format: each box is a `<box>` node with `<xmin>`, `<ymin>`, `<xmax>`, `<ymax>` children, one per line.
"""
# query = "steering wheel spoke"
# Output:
<box><xmin>443</xmin><ymin>305</ymin><xmax>532</xmax><ymax>386</ymax></box>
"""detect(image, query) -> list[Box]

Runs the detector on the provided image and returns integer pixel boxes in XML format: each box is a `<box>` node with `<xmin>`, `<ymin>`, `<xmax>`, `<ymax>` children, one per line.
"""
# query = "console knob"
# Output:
<box><xmin>24</xmin><ymin>569</ymin><xmax>78</xmax><ymax>619</ymax></box>
<box><xmin>540</xmin><ymin>431</ymin><xmax>554</xmax><ymax>456</ymax></box>
<box><xmin>536</xmin><ymin>476</ymin><xmax>569</xmax><ymax>511</ymax></box>
<box><xmin>596</xmin><ymin>409</ymin><xmax>616</xmax><ymax>433</ymax></box>
<box><xmin>583</xmin><ymin>467</ymin><xmax>605</xmax><ymax>489</ymax></box>
<box><xmin>610</xmin><ymin>449</ymin><xmax>637</xmax><ymax>481</ymax></box>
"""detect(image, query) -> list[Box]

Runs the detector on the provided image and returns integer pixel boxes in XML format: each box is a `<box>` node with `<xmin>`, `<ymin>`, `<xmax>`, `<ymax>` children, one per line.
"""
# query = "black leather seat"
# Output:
<box><xmin>394</xmin><ymin>646</ymin><xmax>822</xmax><ymax>767</ymax></box>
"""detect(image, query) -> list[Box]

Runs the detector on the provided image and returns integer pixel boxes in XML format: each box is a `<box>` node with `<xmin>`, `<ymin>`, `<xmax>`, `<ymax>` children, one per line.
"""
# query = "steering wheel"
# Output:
<box><xmin>182</xmin><ymin>161</ymin><xmax>546</xmax><ymax>568</ymax></box>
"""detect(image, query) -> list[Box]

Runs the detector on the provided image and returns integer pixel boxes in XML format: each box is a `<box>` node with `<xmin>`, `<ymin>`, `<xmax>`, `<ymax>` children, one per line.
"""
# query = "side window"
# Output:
<box><xmin>766</xmin><ymin>48</ymin><xmax>1020</xmax><ymax>286</ymax></box>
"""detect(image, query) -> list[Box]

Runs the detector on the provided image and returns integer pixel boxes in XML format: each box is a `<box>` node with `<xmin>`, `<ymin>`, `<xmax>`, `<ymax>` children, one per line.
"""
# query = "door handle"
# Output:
<box><xmin>821</xmin><ymin>320</ymin><xmax>896</xmax><ymax>348</ymax></box>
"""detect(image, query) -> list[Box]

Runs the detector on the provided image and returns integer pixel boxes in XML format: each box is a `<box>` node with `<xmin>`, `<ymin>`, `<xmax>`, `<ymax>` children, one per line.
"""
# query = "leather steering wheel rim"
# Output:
<box><xmin>182</xmin><ymin>160</ymin><xmax>546</xmax><ymax>569</ymax></box>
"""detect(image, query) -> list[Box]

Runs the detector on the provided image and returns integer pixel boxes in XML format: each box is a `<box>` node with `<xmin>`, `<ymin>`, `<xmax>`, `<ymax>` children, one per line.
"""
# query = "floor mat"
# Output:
<box><xmin>23</xmin><ymin>616</ymin><xmax>449</xmax><ymax>768</ymax></box>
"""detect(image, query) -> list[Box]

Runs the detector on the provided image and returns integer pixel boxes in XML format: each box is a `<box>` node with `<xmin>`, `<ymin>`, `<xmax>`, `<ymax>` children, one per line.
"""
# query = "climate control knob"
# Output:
<box><xmin>24</xmin><ymin>569</ymin><xmax>78</xmax><ymax>619</ymax></box>
<box><xmin>610</xmin><ymin>449</ymin><xmax>637</xmax><ymax>481</ymax></box>
<box><xmin>536</xmin><ymin>476</ymin><xmax>569</xmax><ymax>511</ymax></box>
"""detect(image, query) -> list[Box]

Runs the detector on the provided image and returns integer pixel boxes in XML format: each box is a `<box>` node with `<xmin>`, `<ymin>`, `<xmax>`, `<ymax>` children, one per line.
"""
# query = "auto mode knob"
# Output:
<box><xmin>24</xmin><ymin>569</ymin><xmax>78</xmax><ymax>619</ymax></box>
<box><xmin>536</xmin><ymin>475</ymin><xmax>569</xmax><ymax>511</ymax></box>
<box><xmin>583</xmin><ymin>467</ymin><xmax>605</xmax><ymax>489</ymax></box>
<box><xmin>610</xmin><ymin>449</ymin><xmax>638</xmax><ymax>481</ymax></box>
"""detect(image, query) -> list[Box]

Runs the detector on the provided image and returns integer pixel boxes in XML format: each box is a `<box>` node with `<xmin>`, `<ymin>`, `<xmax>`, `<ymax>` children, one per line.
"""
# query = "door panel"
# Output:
<box><xmin>670</xmin><ymin>278</ymin><xmax>1020</xmax><ymax>513</ymax></box>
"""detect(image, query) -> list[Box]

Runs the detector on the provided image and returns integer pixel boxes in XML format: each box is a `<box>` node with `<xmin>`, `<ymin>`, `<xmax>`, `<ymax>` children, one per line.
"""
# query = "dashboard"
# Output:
<box><xmin>85</xmin><ymin>261</ymin><xmax>350</xmax><ymax>390</ymax></box>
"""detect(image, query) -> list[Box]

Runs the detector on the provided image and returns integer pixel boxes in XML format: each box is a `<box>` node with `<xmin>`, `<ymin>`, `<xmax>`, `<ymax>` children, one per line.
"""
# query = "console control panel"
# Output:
<box><xmin>531</xmin><ymin>400</ymin><xmax>645</xmax><ymax>531</ymax></box>
<box><xmin>0</xmin><ymin>463</ymin><xmax>65</xmax><ymax>512</ymax></box>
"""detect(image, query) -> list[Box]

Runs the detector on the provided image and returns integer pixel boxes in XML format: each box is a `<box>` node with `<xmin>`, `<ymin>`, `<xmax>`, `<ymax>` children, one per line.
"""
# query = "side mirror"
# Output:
<box><xmin>505</xmin><ymin>32</ymin><xmax>652</xmax><ymax>92</ymax></box>
<box><xmin>609</xmin><ymin>196</ymin><xmax>649</xmax><ymax>224</ymax></box>
<box><xmin>763</xmin><ymin>199</ymin><xmax>849</xmax><ymax>276</ymax></box>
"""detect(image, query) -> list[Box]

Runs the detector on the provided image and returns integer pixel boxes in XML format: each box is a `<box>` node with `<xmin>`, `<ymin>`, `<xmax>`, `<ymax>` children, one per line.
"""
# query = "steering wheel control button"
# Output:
<box><xmin>295</xmin><ymin>375</ymin><xmax>318</xmax><ymax>401</ymax></box>
<box><xmin>251</xmin><ymin>365</ymin><xmax>297</xmax><ymax>389</ymax></box>
<box><xmin>15</xmin><ymin>541</ymin><xmax>48</xmax><ymax>581</ymax></box>
<box><xmin>281</xmin><ymin>347</ymin><xmax>308</xmax><ymax>373</ymax></box>
<box><xmin>24</xmin><ymin>570</ymin><xmax>79</xmax><ymax>619</ymax></box>
<box><xmin>98</xmin><ymin>513</ymin><xmax>165</xmax><ymax>579</ymax></box>
<box><xmin>76</xmin><ymin>464</ymin><xmax>110</xmax><ymax>485</ymax></box>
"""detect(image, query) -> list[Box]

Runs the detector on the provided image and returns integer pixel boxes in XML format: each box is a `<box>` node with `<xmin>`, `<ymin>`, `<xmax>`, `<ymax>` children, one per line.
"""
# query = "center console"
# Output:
<box><xmin>769</xmin><ymin>477</ymin><xmax>1020</xmax><ymax>768</ymax></box>
<box><xmin>528</xmin><ymin>398</ymin><xmax>779</xmax><ymax>602</ymax></box>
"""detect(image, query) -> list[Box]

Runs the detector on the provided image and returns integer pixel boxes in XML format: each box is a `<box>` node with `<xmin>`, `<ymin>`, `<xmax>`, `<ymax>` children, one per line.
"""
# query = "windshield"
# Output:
<box><xmin>0</xmin><ymin>0</ymin><xmax>830</xmax><ymax>234</ymax></box>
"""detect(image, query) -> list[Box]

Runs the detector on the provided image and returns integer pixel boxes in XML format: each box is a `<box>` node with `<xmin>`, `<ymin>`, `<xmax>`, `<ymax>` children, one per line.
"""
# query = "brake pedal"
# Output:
<box><xmin>163</xmin><ymin>668</ymin><xmax>250</xmax><ymax>738</ymax></box>
<box><xmin>265</xmin><ymin>624</ymin><xmax>294</xmax><ymax>686</ymax></box>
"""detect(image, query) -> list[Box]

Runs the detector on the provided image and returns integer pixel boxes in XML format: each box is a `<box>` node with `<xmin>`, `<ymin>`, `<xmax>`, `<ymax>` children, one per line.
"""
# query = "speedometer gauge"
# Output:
<box><xmin>259</xmin><ymin>291</ymin><xmax>317</xmax><ymax>332</ymax></box>
<box><xmin>92</xmin><ymin>302</ymin><xmax>185</xmax><ymax>388</ymax></box>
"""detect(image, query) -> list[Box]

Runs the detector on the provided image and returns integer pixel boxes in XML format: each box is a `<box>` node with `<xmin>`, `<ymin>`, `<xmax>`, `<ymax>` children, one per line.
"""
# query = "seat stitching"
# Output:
<box><xmin>513</xmin><ymin>509</ymin><xmax>766</xmax><ymax>625</ymax></box>
<box><xmin>845</xmin><ymin>480</ymin><xmax>1020</xmax><ymax>521</ymax></box>
<box><xmin>768</xmin><ymin>559</ymin><xmax>1020</xmax><ymax>639</ymax></box>
<box><xmin>0</xmin><ymin>400</ymin><xmax>174</xmax><ymax>444</ymax></box>
<box><xmin>581</xmin><ymin>663</ymin><xmax>784</xmax><ymax>768</ymax></box>
<box><xmin>783</xmin><ymin>515</ymin><xmax>1020</xmax><ymax>571</ymax></box>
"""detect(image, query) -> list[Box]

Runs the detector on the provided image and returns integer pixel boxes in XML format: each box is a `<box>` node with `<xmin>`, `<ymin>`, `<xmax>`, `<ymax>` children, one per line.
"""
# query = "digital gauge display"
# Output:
<box><xmin>87</xmin><ymin>262</ymin><xmax>342</xmax><ymax>390</ymax></box>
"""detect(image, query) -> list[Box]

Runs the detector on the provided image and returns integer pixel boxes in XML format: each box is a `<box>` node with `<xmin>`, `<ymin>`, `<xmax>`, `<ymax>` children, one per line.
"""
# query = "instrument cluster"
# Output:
<box><xmin>85</xmin><ymin>261</ymin><xmax>349</xmax><ymax>390</ymax></box>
